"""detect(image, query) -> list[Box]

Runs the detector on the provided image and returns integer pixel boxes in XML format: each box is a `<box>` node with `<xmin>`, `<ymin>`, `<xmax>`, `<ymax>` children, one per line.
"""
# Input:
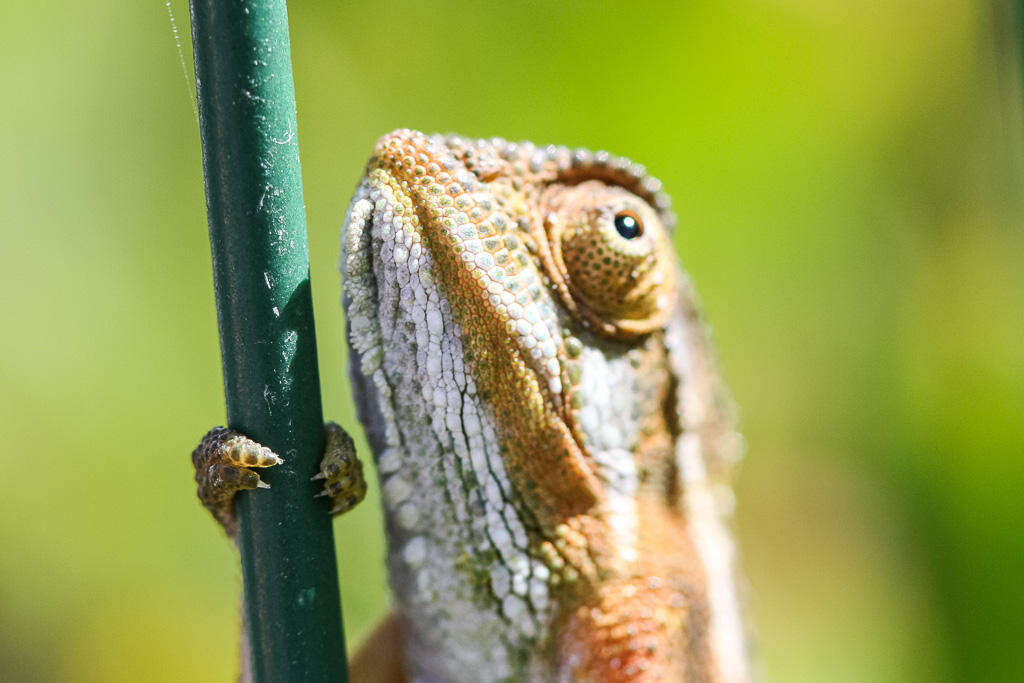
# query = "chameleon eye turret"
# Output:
<box><xmin>540</xmin><ymin>180</ymin><xmax>677</xmax><ymax>338</ymax></box>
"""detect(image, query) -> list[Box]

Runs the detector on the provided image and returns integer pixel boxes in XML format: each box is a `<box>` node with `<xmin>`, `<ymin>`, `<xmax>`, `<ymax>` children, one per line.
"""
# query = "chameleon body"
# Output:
<box><xmin>340</xmin><ymin>130</ymin><xmax>748</xmax><ymax>682</ymax></box>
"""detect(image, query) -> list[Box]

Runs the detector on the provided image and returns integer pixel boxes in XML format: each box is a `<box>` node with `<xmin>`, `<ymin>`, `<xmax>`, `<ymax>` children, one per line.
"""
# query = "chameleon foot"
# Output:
<box><xmin>312</xmin><ymin>422</ymin><xmax>366</xmax><ymax>516</ymax></box>
<box><xmin>191</xmin><ymin>427</ymin><xmax>283</xmax><ymax>538</ymax></box>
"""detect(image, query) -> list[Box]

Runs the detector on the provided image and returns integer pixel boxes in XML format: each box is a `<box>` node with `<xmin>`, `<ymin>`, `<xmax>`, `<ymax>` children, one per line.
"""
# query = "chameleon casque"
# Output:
<box><xmin>192</xmin><ymin>130</ymin><xmax>750</xmax><ymax>682</ymax></box>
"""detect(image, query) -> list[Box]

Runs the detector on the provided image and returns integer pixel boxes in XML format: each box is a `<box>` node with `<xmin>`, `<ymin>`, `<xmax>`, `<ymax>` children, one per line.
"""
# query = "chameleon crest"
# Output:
<box><xmin>342</xmin><ymin>130</ymin><xmax>748</xmax><ymax>682</ymax></box>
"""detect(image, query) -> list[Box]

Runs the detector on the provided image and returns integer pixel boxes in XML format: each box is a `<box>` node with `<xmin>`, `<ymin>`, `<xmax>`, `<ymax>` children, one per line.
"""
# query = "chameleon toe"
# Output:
<box><xmin>314</xmin><ymin>422</ymin><xmax>366</xmax><ymax>517</ymax></box>
<box><xmin>191</xmin><ymin>427</ymin><xmax>283</xmax><ymax>538</ymax></box>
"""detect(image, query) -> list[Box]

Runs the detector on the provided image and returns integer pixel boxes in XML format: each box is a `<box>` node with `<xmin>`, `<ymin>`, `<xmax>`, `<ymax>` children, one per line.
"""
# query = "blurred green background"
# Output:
<box><xmin>2</xmin><ymin>1</ymin><xmax>1022</xmax><ymax>680</ymax></box>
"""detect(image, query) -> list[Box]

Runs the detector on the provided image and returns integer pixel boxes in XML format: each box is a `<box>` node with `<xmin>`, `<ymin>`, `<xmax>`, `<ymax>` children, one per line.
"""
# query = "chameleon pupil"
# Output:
<box><xmin>614</xmin><ymin>212</ymin><xmax>642</xmax><ymax>239</ymax></box>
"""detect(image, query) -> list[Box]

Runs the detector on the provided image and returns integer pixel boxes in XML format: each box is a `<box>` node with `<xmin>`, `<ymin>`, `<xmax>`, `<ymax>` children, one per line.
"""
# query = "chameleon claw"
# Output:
<box><xmin>191</xmin><ymin>422</ymin><xmax>366</xmax><ymax>535</ymax></box>
<box><xmin>191</xmin><ymin>427</ymin><xmax>283</xmax><ymax>537</ymax></box>
<box><xmin>315</xmin><ymin>422</ymin><xmax>367</xmax><ymax>517</ymax></box>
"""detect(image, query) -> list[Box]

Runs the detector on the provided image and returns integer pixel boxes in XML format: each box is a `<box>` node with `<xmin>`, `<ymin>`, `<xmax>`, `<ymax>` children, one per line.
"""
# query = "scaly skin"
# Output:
<box><xmin>342</xmin><ymin>131</ymin><xmax>749</xmax><ymax>681</ymax></box>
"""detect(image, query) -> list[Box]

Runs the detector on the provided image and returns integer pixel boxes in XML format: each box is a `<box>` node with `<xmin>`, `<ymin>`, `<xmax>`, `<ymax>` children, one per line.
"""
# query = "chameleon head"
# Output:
<box><xmin>342</xmin><ymin>130</ymin><xmax>747</xmax><ymax>681</ymax></box>
<box><xmin>349</xmin><ymin>131</ymin><xmax>689</xmax><ymax>530</ymax></box>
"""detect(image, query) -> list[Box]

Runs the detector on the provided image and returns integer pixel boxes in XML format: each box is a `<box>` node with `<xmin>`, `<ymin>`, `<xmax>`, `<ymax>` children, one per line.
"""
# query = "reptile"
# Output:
<box><xmin>192</xmin><ymin>130</ymin><xmax>750</xmax><ymax>682</ymax></box>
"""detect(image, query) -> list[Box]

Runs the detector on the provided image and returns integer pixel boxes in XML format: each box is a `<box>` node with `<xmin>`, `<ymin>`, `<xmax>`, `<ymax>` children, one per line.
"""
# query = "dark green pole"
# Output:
<box><xmin>189</xmin><ymin>1</ymin><xmax>348</xmax><ymax>681</ymax></box>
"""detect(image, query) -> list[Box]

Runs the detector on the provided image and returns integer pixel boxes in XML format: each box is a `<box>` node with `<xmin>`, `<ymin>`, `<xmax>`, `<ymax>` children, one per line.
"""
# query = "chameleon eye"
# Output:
<box><xmin>540</xmin><ymin>182</ymin><xmax>676</xmax><ymax>338</ymax></box>
<box><xmin>613</xmin><ymin>211</ymin><xmax>643</xmax><ymax>240</ymax></box>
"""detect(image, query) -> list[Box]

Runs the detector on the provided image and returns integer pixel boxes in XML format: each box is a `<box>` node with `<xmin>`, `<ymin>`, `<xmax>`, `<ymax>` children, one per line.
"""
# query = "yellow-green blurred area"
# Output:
<box><xmin>1</xmin><ymin>0</ymin><xmax>1022</xmax><ymax>680</ymax></box>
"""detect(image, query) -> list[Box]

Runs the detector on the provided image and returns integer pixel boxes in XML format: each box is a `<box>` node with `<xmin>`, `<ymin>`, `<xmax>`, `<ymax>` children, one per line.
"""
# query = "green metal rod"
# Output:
<box><xmin>189</xmin><ymin>1</ymin><xmax>349</xmax><ymax>681</ymax></box>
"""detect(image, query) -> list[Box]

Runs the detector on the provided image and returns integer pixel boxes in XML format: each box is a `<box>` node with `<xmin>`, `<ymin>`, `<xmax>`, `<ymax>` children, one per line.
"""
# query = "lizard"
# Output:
<box><xmin>191</xmin><ymin>130</ymin><xmax>750</xmax><ymax>682</ymax></box>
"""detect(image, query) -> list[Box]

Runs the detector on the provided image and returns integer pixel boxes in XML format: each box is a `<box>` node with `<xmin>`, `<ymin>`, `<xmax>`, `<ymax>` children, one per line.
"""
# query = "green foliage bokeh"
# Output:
<box><xmin>1</xmin><ymin>1</ymin><xmax>1022</xmax><ymax>680</ymax></box>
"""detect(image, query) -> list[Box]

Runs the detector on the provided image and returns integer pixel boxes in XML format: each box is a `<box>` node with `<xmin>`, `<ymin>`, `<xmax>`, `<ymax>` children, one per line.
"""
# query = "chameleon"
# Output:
<box><xmin>192</xmin><ymin>130</ymin><xmax>750</xmax><ymax>682</ymax></box>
